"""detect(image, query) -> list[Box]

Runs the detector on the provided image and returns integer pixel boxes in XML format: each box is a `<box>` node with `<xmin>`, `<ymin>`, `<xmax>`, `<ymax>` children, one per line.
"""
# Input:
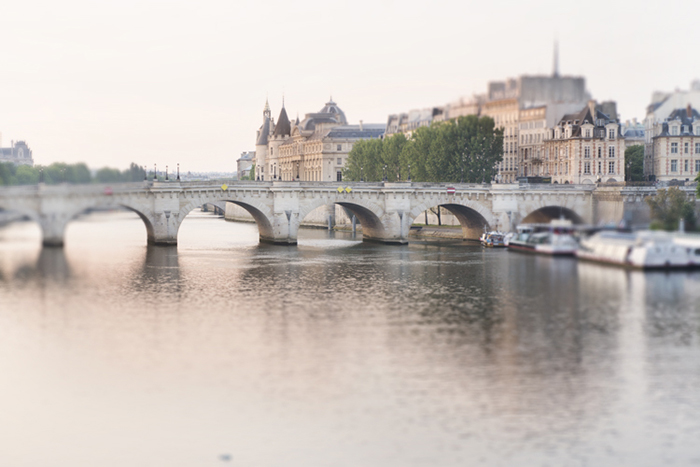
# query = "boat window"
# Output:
<box><xmin>695</xmin><ymin>248</ymin><xmax>700</xmax><ymax>256</ymax></box>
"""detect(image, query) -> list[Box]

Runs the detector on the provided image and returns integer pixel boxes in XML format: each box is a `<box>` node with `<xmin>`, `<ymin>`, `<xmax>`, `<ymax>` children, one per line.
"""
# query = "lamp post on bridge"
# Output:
<box><xmin>165</xmin><ymin>166</ymin><xmax>169</xmax><ymax>181</ymax></box>
<box><xmin>383</xmin><ymin>165</ymin><xmax>387</xmax><ymax>182</ymax></box>
<box><xmin>177</xmin><ymin>163</ymin><xmax>180</xmax><ymax>181</ymax></box>
<box><xmin>408</xmin><ymin>164</ymin><xmax>411</xmax><ymax>182</ymax></box>
<box><xmin>153</xmin><ymin>164</ymin><xmax>158</xmax><ymax>181</ymax></box>
<box><xmin>360</xmin><ymin>166</ymin><xmax>363</xmax><ymax>182</ymax></box>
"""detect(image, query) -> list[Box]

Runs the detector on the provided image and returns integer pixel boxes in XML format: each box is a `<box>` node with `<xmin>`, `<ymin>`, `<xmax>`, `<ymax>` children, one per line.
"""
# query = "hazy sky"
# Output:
<box><xmin>1</xmin><ymin>0</ymin><xmax>698</xmax><ymax>172</ymax></box>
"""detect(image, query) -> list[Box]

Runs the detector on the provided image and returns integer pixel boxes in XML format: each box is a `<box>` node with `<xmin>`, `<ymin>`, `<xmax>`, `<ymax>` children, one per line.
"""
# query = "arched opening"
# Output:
<box><xmin>295</xmin><ymin>200</ymin><xmax>387</xmax><ymax>244</ymax></box>
<box><xmin>336</xmin><ymin>202</ymin><xmax>386</xmax><ymax>242</ymax></box>
<box><xmin>410</xmin><ymin>203</ymin><xmax>491</xmax><ymax>241</ymax></box>
<box><xmin>176</xmin><ymin>199</ymin><xmax>275</xmax><ymax>246</ymax></box>
<box><xmin>62</xmin><ymin>205</ymin><xmax>153</xmax><ymax>248</ymax></box>
<box><xmin>521</xmin><ymin>206</ymin><xmax>584</xmax><ymax>224</ymax></box>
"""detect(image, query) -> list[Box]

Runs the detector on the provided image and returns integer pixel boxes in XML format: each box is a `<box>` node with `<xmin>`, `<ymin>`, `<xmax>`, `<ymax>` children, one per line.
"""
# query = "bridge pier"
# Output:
<box><xmin>39</xmin><ymin>214</ymin><xmax>68</xmax><ymax>248</ymax></box>
<box><xmin>148</xmin><ymin>210</ymin><xmax>181</xmax><ymax>246</ymax></box>
<box><xmin>259</xmin><ymin>211</ymin><xmax>299</xmax><ymax>245</ymax></box>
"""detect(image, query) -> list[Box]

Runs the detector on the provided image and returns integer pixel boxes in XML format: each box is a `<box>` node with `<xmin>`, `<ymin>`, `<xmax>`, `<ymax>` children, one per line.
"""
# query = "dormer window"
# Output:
<box><xmin>671</xmin><ymin>126</ymin><xmax>679</xmax><ymax>136</ymax></box>
<box><xmin>695</xmin><ymin>126</ymin><xmax>700</xmax><ymax>136</ymax></box>
<box><xmin>608</xmin><ymin>129</ymin><xmax>615</xmax><ymax>139</ymax></box>
<box><xmin>585</xmin><ymin>129</ymin><xmax>591</xmax><ymax>138</ymax></box>
<box><xmin>683</xmin><ymin>125</ymin><xmax>689</xmax><ymax>133</ymax></box>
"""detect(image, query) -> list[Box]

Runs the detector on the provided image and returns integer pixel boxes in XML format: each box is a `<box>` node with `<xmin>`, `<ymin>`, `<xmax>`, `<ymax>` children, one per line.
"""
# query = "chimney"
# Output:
<box><xmin>359</xmin><ymin>120</ymin><xmax>364</xmax><ymax>131</ymax></box>
<box><xmin>687</xmin><ymin>104</ymin><xmax>692</xmax><ymax>118</ymax></box>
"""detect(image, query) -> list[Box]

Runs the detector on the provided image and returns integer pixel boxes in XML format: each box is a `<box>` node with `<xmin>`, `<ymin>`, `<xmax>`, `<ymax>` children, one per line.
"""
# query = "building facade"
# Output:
<box><xmin>543</xmin><ymin>102</ymin><xmax>625</xmax><ymax>184</ymax></box>
<box><xmin>644</xmin><ymin>81</ymin><xmax>700</xmax><ymax>179</ymax></box>
<box><xmin>254</xmin><ymin>98</ymin><xmax>384</xmax><ymax>182</ymax></box>
<box><xmin>0</xmin><ymin>140</ymin><xmax>33</xmax><ymax>166</ymax></box>
<box><xmin>236</xmin><ymin>151</ymin><xmax>255</xmax><ymax>179</ymax></box>
<box><xmin>647</xmin><ymin>106</ymin><xmax>700</xmax><ymax>182</ymax></box>
<box><xmin>518</xmin><ymin>106</ymin><xmax>547</xmax><ymax>177</ymax></box>
<box><xmin>482</xmin><ymin>97</ymin><xmax>519</xmax><ymax>182</ymax></box>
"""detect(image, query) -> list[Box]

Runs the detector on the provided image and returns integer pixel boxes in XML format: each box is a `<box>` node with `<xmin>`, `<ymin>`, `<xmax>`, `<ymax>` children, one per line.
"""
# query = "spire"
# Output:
<box><xmin>553</xmin><ymin>40</ymin><xmax>559</xmax><ymax>78</ymax></box>
<box><xmin>263</xmin><ymin>97</ymin><xmax>271</xmax><ymax>118</ymax></box>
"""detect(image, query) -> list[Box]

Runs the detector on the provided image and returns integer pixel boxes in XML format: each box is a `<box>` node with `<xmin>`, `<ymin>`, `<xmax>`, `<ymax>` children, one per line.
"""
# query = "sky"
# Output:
<box><xmin>1</xmin><ymin>0</ymin><xmax>698</xmax><ymax>172</ymax></box>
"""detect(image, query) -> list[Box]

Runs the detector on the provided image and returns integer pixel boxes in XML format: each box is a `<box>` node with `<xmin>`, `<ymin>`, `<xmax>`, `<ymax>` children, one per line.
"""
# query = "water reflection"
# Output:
<box><xmin>1</xmin><ymin>216</ymin><xmax>700</xmax><ymax>466</ymax></box>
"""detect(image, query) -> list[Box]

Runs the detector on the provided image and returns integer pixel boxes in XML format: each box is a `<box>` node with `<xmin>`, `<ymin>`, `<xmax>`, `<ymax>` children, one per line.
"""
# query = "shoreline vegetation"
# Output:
<box><xmin>0</xmin><ymin>162</ymin><xmax>147</xmax><ymax>186</ymax></box>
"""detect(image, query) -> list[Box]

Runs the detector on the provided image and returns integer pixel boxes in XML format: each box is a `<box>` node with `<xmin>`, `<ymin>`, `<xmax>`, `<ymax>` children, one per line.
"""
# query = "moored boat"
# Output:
<box><xmin>480</xmin><ymin>231</ymin><xmax>506</xmax><ymax>248</ymax></box>
<box><xmin>507</xmin><ymin>220</ymin><xmax>578</xmax><ymax>256</ymax></box>
<box><xmin>576</xmin><ymin>230</ymin><xmax>690</xmax><ymax>269</ymax></box>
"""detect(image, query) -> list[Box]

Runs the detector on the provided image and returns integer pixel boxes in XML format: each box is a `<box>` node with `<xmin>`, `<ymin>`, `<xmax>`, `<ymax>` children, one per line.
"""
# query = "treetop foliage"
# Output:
<box><xmin>343</xmin><ymin>115</ymin><xmax>504</xmax><ymax>183</ymax></box>
<box><xmin>0</xmin><ymin>162</ymin><xmax>147</xmax><ymax>186</ymax></box>
<box><xmin>624</xmin><ymin>145</ymin><xmax>644</xmax><ymax>182</ymax></box>
<box><xmin>646</xmin><ymin>187</ymin><xmax>697</xmax><ymax>231</ymax></box>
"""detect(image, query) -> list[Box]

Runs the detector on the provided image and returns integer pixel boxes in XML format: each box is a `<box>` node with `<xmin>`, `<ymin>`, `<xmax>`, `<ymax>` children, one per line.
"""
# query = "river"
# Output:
<box><xmin>1</xmin><ymin>210</ymin><xmax>699</xmax><ymax>466</ymax></box>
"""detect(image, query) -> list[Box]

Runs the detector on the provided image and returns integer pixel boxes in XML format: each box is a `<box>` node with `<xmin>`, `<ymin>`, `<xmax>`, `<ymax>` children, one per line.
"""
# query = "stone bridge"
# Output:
<box><xmin>0</xmin><ymin>180</ymin><xmax>687</xmax><ymax>247</ymax></box>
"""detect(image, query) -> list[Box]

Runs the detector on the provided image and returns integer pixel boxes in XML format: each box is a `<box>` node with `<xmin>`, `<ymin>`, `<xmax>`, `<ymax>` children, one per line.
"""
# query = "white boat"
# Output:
<box><xmin>576</xmin><ymin>230</ymin><xmax>691</xmax><ymax>269</ymax></box>
<box><xmin>480</xmin><ymin>231</ymin><xmax>506</xmax><ymax>248</ymax></box>
<box><xmin>507</xmin><ymin>220</ymin><xmax>578</xmax><ymax>256</ymax></box>
<box><xmin>672</xmin><ymin>233</ymin><xmax>700</xmax><ymax>266</ymax></box>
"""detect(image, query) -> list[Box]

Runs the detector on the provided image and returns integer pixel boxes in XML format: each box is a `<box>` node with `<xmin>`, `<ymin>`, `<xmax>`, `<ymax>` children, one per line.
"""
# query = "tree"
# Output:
<box><xmin>95</xmin><ymin>167</ymin><xmax>123</xmax><ymax>183</ymax></box>
<box><xmin>122</xmin><ymin>163</ymin><xmax>147</xmax><ymax>182</ymax></box>
<box><xmin>646</xmin><ymin>187</ymin><xmax>697</xmax><ymax>231</ymax></box>
<box><xmin>344</xmin><ymin>115</ymin><xmax>503</xmax><ymax>183</ymax></box>
<box><xmin>625</xmin><ymin>145</ymin><xmax>644</xmax><ymax>182</ymax></box>
<box><xmin>343</xmin><ymin>138</ymin><xmax>383</xmax><ymax>181</ymax></box>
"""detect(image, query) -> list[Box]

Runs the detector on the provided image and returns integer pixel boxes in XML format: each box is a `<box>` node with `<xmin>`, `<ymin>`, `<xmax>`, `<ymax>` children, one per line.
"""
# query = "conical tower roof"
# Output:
<box><xmin>273</xmin><ymin>105</ymin><xmax>291</xmax><ymax>137</ymax></box>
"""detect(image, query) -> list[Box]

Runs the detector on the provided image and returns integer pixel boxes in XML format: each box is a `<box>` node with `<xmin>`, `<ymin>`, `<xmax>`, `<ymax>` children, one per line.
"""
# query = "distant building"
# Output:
<box><xmin>644</xmin><ymin>80</ymin><xmax>700</xmax><ymax>179</ymax></box>
<box><xmin>621</xmin><ymin>119</ymin><xmax>645</xmax><ymax>149</ymax></box>
<box><xmin>383</xmin><ymin>44</ymin><xmax>592</xmax><ymax>183</ymax></box>
<box><xmin>518</xmin><ymin>106</ymin><xmax>547</xmax><ymax>177</ymax></box>
<box><xmin>483</xmin><ymin>45</ymin><xmax>592</xmax><ymax>183</ymax></box>
<box><xmin>646</xmin><ymin>105</ymin><xmax>700</xmax><ymax>182</ymax></box>
<box><xmin>0</xmin><ymin>140</ymin><xmax>34</xmax><ymax>166</ymax></box>
<box><xmin>543</xmin><ymin>101</ymin><xmax>625</xmax><ymax>184</ymax></box>
<box><xmin>236</xmin><ymin>151</ymin><xmax>255</xmax><ymax>179</ymax></box>
<box><xmin>385</xmin><ymin>107</ymin><xmax>444</xmax><ymax>137</ymax></box>
<box><xmin>254</xmin><ymin>98</ymin><xmax>384</xmax><ymax>181</ymax></box>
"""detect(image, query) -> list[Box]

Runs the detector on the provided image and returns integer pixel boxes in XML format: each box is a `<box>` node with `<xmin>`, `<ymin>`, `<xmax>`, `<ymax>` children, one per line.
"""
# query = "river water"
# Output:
<box><xmin>1</xmin><ymin>210</ymin><xmax>699</xmax><ymax>466</ymax></box>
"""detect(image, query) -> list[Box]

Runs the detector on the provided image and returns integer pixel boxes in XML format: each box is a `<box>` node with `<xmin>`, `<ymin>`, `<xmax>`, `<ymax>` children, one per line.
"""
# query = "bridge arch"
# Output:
<box><xmin>297</xmin><ymin>196</ymin><xmax>388</xmax><ymax>242</ymax></box>
<box><xmin>521</xmin><ymin>205</ymin><xmax>584</xmax><ymax>224</ymax></box>
<box><xmin>408</xmin><ymin>200</ymin><xmax>494</xmax><ymax>241</ymax></box>
<box><xmin>177</xmin><ymin>197</ymin><xmax>275</xmax><ymax>243</ymax></box>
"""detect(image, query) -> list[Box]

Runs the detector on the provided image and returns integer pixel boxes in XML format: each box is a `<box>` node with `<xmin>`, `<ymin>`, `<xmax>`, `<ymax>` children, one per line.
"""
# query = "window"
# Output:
<box><xmin>685</xmin><ymin>160</ymin><xmax>689</xmax><ymax>172</ymax></box>
<box><xmin>337</xmin><ymin>144</ymin><xmax>342</xmax><ymax>151</ymax></box>
<box><xmin>608</xmin><ymin>129</ymin><xmax>615</xmax><ymax>139</ymax></box>
<box><xmin>696</xmin><ymin>160</ymin><xmax>700</xmax><ymax>173</ymax></box>
<box><xmin>608</xmin><ymin>161</ymin><xmax>615</xmax><ymax>174</ymax></box>
<box><xmin>585</xmin><ymin>129</ymin><xmax>591</xmax><ymax>138</ymax></box>
<box><xmin>337</xmin><ymin>158</ymin><xmax>342</xmax><ymax>165</ymax></box>
<box><xmin>672</xmin><ymin>126</ymin><xmax>679</xmax><ymax>136</ymax></box>
<box><xmin>696</xmin><ymin>143</ymin><xmax>700</xmax><ymax>154</ymax></box>
<box><xmin>683</xmin><ymin>126</ymin><xmax>689</xmax><ymax>133</ymax></box>
<box><xmin>584</xmin><ymin>162</ymin><xmax>591</xmax><ymax>174</ymax></box>
<box><xmin>609</xmin><ymin>147</ymin><xmax>615</xmax><ymax>158</ymax></box>
<box><xmin>336</xmin><ymin>171</ymin><xmax>342</xmax><ymax>182</ymax></box>
<box><xmin>584</xmin><ymin>146</ymin><xmax>591</xmax><ymax>158</ymax></box>
<box><xmin>671</xmin><ymin>142</ymin><xmax>678</xmax><ymax>154</ymax></box>
<box><xmin>598</xmin><ymin>161</ymin><xmax>602</xmax><ymax>174</ymax></box>
<box><xmin>671</xmin><ymin>159</ymin><xmax>678</xmax><ymax>172</ymax></box>
<box><xmin>598</xmin><ymin>147</ymin><xmax>602</xmax><ymax>158</ymax></box>
<box><xmin>696</xmin><ymin>127</ymin><xmax>700</xmax><ymax>136</ymax></box>
<box><xmin>685</xmin><ymin>142</ymin><xmax>689</xmax><ymax>154</ymax></box>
